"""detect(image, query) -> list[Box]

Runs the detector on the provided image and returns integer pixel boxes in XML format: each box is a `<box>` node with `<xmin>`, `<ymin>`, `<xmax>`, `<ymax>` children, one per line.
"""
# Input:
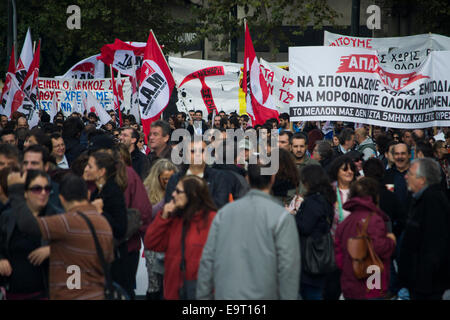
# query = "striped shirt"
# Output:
<box><xmin>37</xmin><ymin>204</ymin><xmax>114</xmax><ymax>300</ymax></box>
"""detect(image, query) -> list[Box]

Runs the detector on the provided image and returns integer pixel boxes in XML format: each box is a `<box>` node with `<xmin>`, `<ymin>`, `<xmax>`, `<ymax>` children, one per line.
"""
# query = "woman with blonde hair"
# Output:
<box><xmin>142</xmin><ymin>158</ymin><xmax>178</xmax><ymax>299</ymax></box>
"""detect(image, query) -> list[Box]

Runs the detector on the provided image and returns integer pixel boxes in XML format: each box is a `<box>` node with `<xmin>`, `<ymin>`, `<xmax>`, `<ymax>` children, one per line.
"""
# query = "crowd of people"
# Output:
<box><xmin>0</xmin><ymin>107</ymin><xmax>449</xmax><ymax>300</ymax></box>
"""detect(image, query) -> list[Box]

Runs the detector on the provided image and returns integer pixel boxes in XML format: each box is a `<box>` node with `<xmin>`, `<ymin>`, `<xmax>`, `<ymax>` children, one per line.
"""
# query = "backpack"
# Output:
<box><xmin>347</xmin><ymin>213</ymin><xmax>384</xmax><ymax>279</ymax></box>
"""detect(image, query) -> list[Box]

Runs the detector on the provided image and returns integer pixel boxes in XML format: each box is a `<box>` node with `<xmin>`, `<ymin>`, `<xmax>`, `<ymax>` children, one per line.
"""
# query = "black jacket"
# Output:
<box><xmin>90</xmin><ymin>177</ymin><xmax>127</xmax><ymax>241</ymax></box>
<box><xmin>378</xmin><ymin>185</ymin><xmax>405</xmax><ymax>239</ymax></box>
<box><xmin>398</xmin><ymin>184</ymin><xmax>450</xmax><ymax>296</ymax></box>
<box><xmin>64</xmin><ymin>136</ymin><xmax>86</xmax><ymax>166</ymax></box>
<box><xmin>131</xmin><ymin>148</ymin><xmax>150</xmax><ymax>181</ymax></box>
<box><xmin>295</xmin><ymin>192</ymin><xmax>335</xmax><ymax>288</ymax></box>
<box><xmin>0</xmin><ymin>191</ymin><xmax>61</xmax><ymax>292</ymax></box>
<box><xmin>164</xmin><ymin>166</ymin><xmax>238</xmax><ymax>209</ymax></box>
<box><xmin>212</xmin><ymin>164</ymin><xmax>250</xmax><ymax>200</ymax></box>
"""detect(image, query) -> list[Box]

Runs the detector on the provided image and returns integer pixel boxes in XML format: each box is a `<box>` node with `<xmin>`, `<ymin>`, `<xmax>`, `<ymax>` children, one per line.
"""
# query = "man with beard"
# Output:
<box><xmin>291</xmin><ymin>132</ymin><xmax>319</xmax><ymax>195</ymax></box>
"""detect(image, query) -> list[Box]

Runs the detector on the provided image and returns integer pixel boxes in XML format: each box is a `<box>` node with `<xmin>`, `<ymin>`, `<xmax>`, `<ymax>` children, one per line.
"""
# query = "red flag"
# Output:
<box><xmin>138</xmin><ymin>31</ymin><xmax>175</xmax><ymax>139</ymax></box>
<box><xmin>98</xmin><ymin>39</ymin><xmax>146</xmax><ymax>76</ymax></box>
<box><xmin>0</xmin><ymin>45</ymin><xmax>16</xmax><ymax>112</ymax></box>
<box><xmin>243</xmin><ymin>22</ymin><xmax>279</xmax><ymax>126</ymax></box>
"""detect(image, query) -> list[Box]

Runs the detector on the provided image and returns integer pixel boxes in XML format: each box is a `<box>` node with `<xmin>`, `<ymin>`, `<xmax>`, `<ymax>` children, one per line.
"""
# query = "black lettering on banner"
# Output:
<box><xmin>298</xmin><ymin>76</ymin><xmax>314</xmax><ymax>87</ymax></box>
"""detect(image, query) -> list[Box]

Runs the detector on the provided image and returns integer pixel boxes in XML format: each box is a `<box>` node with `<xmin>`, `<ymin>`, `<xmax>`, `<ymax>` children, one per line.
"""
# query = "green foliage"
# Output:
<box><xmin>0</xmin><ymin>0</ymin><xmax>194</xmax><ymax>77</ymax></box>
<box><xmin>195</xmin><ymin>0</ymin><xmax>342</xmax><ymax>60</ymax></box>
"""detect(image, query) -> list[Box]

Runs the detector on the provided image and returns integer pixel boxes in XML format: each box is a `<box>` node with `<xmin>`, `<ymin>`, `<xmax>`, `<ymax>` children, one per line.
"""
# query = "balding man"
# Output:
<box><xmin>355</xmin><ymin>127</ymin><xmax>376</xmax><ymax>161</ymax></box>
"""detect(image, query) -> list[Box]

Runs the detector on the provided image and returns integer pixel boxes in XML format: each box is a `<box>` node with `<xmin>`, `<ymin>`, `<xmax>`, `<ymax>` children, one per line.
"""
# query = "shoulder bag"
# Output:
<box><xmin>347</xmin><ymin>212</ymin><xmax>384</xmax><ymax>279</ymax></box>
<box><xmin>303</xmin><ymin>215</ymin><xmax>337</xmax><ymax>275</ymax></box>
<box><xmin>76</xmin><ymin>211</ymin><xmax>130</xmax><ymax>300</ymax></box>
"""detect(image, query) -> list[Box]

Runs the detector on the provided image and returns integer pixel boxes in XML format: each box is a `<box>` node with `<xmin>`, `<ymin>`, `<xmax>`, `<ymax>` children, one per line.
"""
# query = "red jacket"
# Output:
<box><xmin>334</xmin><ymin>196</ymin><xmax>395</xmax><ymax>299</ymax></box>
<box><xmin>144</xmin><ymin>209</ymin><xmax>216</xmax><ymax>300</ymax></box>
<box><xmin>124</xmin><ymin>166</ymin><xmax>153</xmax><ymax>253</ymax></box>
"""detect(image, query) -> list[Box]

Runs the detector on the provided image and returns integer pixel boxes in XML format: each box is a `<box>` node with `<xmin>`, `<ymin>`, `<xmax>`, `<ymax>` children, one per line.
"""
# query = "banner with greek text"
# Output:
<box><xmin>37</xmin><ymin>78</ymin><xmax>131</xmax><ymax>118</ymax></box>
<box><xmin>289</xmin><ymin>46</ymin><xmax>450</xmax><ymax>129</ymax></box>
<box><xmin>324</xmin><ymin>31</ymin><xmax>450</xmax><ymax>71</ymax></box>
<box><xmin>259</xmin><ymin>59</ymin><xmax>292</xmax><ymax>115</ymax></box>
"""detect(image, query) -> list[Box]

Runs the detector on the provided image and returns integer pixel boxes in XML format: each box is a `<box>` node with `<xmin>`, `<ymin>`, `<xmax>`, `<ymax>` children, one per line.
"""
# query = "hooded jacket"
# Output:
<box><xmin>334</xmin><ymin>196</ymin><xmax>395</xmax><ymax>299</ymax></box>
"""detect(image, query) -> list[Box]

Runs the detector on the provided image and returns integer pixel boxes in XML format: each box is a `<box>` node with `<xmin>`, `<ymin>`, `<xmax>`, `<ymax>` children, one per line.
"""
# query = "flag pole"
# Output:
<box><xmin>150</xmin><ymin>29</ymin><xmax>171</xmax><ymax>70</ymax></box>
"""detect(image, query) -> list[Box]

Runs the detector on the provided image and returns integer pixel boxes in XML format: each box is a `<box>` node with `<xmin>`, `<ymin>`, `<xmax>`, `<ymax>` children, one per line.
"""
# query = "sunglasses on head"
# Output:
<box><xmin>28</xmin><ymin>185</ymin><xmax>52</xmax><ymax>194</ymax></box>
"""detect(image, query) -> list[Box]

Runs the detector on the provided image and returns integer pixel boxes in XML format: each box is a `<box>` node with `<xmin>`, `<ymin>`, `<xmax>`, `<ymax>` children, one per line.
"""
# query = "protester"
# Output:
<box><xmin>50</xmin><ymin>133</ymin><xmax>69</xmax><ymax>169</ymax></box>
<box><xmin>272</xmin><ymin>148</ymin><xmax>299</xmax><ymax>205</ymax></box>
<box><xmin>83</xmin><ymin>151</ymin><xmax>128</xmax><ymax>295</ymax></box>
<box><xmin>278</xmin><ymin>130</ymin><xmax>292</xmax><ymax>151</ymax></box>
<box><xmin>399</xmin><ymin>158</ymin><xmax>450</xmax><ymax>300</ymax></box>
<box><xmin>355</xmin><ymin>127</ymin><xmax>377</xmax><ymax>161</ymax></box>
<box><xmin>333</xmin><ymin>128</ymin><xmax>355</xmax><ymax>156</ymax></box>
<box><xmin>144</xmin><ymin>175</ymin><xmax>217</xmax><ymax>300</ymax></box>
<box><xmin>196</xmin><ymin>163</ymin><xmax>300</xmax><ymax>300</ymax></box>
<box><xmin>296</xmin><ymin>165</ymin><xmax>336</xmax><ymax>300</ymax></box>
<box><xmin>324</xmin><ymin>155</ymin><xmax>358</xmax><ymax>300</ymax></box>
<box><xmin>147</xmin><ymin>120</ymin><xmax>173</xmax><ymax>168</ymax></box>
<box><xmin>0</xmin><ymin>129</ymin><xmax>18</xmax><ymax>146</ymax></box>
<box><xmin>119</xmin><ymin>127</ymin><xmax>150</xmax><ymax>180</ymax></box>
<box><xmin>8</xmin><ymin>172</ymin><xmax>114</xmax><ymax>299</ymax></box>
<box><xmin>0</xmin><ymin>170</ymin><xmax>61</xmax><ymax>300</ymax></box>
<box><xmin>334</xmin><ymin>177</ymin><xmax>396</xmax><ymax>299</ymax></box>
<box><xmin>0</xmin><ymin>144</ymin><xmax>20</xmax><ymax>171</ymax></box>
<box><xmin>164</xmin><ymin>139</ymin><xmax>238</xmax><ymax>209</ymax></box>
<box><xmin>143</xmin><ymin>159</ymin><xmax>178</xmax><ymax>300</ymax></box>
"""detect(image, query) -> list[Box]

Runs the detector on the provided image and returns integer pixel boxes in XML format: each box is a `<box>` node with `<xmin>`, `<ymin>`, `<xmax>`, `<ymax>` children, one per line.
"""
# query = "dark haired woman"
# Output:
<box><xmin>144</xmin><ymin>175</ymin><xmax>217</xmax><ymax>300</ymax></box>
<box><xmin>295</xmin><ymin>165</ymin><xmax>336</xmax><ymax>300</ymax></box>
<box><xmin>323</xmin><ymin>155</ymin><xmax>359</xmax><ymax>300</ymax></box>
<box><xmin>272</xmin><ymin>148</ymin><xmax>299</xmax><ymax>206</ymax></box>
<box><xmin>0</xmin><ymin>170</ymin><xmax>60</xmax><ymax>299</ymax></box>
<box><xmin>83</xmin><ymin>151</ymin><xmax>129</xmax><ymax>295</ymax></box>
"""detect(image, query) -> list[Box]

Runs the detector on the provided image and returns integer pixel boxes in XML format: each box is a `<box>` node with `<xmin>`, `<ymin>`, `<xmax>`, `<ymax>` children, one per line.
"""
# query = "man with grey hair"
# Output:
<box><xmin>399</xmin><ymin>157</ymin><xmax>450</xmax><ymax>300</ymax></box>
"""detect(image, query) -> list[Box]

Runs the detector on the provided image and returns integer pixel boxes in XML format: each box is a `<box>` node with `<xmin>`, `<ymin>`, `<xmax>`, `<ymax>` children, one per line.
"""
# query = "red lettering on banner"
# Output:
<box><xmin>337</xmin><ymin>54</ymin><xmax>429</xmax><ymax>90</ymax></box>
<box><xmin>281</xmin><ymin>76</ymin><xmax>294</xmax><ymax>88</ymax></box>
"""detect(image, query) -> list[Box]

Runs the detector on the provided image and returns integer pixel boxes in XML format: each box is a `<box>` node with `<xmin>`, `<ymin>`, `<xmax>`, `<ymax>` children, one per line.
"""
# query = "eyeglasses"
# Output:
<box><xmin>174</xmin><ymin>188</ymin><xmax>185</xmax><ymax>195</ymax></box>
<box><xmin>28</xmin><ymin>185</ymin><xmax>52</xmax><ymax>194</ymax></box>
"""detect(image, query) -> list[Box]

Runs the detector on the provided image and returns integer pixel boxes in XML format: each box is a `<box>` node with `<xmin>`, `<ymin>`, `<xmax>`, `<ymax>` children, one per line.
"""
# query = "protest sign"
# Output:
<box><xmin>324</xmin><ymin>31</ymin><xmax>450</xmax><ymax>71</ymax></box>
<box><xmin>37</xmin><ymin>77</ymin><xmax>131</xmax><ymax>118</ymax></box>
<box><xmin>289</xmin><ymin>46</ymin><xmax>450</xmax><ymax>129</ymax></box>
<box><xmin>260</xmin><ymin>59</ymin><xmax>292</xmax><ymax>114</ymax></box>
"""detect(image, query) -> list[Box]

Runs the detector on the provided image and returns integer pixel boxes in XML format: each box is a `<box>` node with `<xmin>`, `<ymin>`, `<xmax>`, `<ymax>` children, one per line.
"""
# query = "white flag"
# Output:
<box><xmin>15</xmin><ymin>28</ymin><xmax>33</xmax><ymax>87</ymax></box>
<box><xmin>57</xmin><ymin>54</ymin><xmax>105</xmax><ymax>79</ymax></box>
<box><xmin>84</xmin><ymin>90</ymin><xmax>112</xmax><ymax>126</ymax></box>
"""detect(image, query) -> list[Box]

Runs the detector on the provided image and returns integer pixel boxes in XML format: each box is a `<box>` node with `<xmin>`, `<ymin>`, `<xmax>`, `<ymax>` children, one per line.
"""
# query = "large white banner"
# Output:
<box><xmin>37</xmin><ymin>78</ymin><xmax>131</xmax><ymax>118</ymax></box>
<box><xmin>289</xmin><ymin>46</ymin><xmax>450</xmax><ymax>129</ymax></box>
<box><xmin>169</xmin><ymin>57</ymin><xmax>241</xmax><ymax>115</ymax></box>
<box><xmin>324</xmin><ymin>31</ymin><xmax>450</xmax><ymax>71</ymax></box>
